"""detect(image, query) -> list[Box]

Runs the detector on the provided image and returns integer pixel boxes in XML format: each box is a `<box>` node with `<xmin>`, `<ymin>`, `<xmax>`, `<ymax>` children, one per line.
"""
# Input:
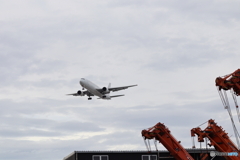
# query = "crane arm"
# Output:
<box><xmin>216</xmin><ymin>69</ymin><xmax>240</xmax><ymax>95</ymax></box>
<box><xmin>191</xmin><ymin>119</ymin><xmax>240</xmax><ymax>160</ymax></box>
<box><xmin>142</xmin><ymin>122</ymin><xmax>194</xmax><ymax>160</ymax></box>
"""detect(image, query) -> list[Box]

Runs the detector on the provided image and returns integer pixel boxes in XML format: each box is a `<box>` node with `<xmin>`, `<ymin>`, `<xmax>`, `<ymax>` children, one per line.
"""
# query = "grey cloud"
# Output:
<box><xmin>65</xmin><ymin>99</ymin><xmax>224</xmax><ymax>131</ymax></box>
<box><xmin>53</xmin><ymin>121</ymin><xmax>105</xmax><ymax>133</ymax></box>
<box><xmin>0</xmin><ymin>128</ymin><xmax>62</xmax><ymax>138</ymax></box>
<box><xmin>145</xmin><ymin>51</ymin><xmax>234</xmax><ymax>72</ymax></box>
<box><xmin>0</xmin><ymin>116</ymin><xmax>104</xmax><ymax>138</ymax></box>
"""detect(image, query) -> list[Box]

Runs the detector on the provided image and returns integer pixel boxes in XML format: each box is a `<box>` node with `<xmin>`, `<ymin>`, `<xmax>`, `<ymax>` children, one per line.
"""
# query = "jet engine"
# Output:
<box><xmin>77</xmin><ymin>90</ymin><xmax>84</xmax><ymax>96</ymax></box>
<box><xmin>102</xmin><ymin>87</ymin><xmax>110</xmax><ymax>93</ymax></box>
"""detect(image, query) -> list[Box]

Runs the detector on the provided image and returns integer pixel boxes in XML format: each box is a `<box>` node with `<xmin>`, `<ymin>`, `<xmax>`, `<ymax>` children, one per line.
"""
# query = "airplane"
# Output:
<box><xmin>67</xmin><ymin>78</ymin><xmax>137</xmax><ymax>100</ymax></box>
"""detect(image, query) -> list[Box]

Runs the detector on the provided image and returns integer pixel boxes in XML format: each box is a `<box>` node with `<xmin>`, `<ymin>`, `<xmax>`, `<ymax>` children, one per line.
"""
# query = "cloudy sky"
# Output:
<box><xmin>1</xmin><ymin>0</ymin><xmax>240</xmax><ymax>160</ymax></box>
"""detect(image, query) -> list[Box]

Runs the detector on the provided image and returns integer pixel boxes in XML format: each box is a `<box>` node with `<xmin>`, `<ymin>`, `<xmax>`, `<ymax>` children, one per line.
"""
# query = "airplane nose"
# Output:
<box><xmin>79</xmin><ymin>78</ymin><xmax>84</xmax><ymax>85</ymax></box>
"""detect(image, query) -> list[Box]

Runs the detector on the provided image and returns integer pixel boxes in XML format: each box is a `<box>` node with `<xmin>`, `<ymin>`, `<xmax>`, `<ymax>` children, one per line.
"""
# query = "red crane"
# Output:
<box><xmin>216</xmin><ymin>69</ymin><xmax>240</xmax><ymax>148</ymax></box>
<box><xmin>142</xmin><ymin>122</ymin><xmax>194</xmax><ymax>160</ymax></box>
<box><xmin>216</xmin><ymin>69</ymin><xmax>240</xmax><ymax>96</ymax></box>
<box><xmin>191</xmin><ymin>119</ymin><xmax>240</xmax><ymax>160</ymax></box>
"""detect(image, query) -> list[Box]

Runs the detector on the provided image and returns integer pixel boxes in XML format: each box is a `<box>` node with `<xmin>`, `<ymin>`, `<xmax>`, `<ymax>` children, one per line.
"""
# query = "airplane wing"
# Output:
<box><xmin>108</xmin><ymin>85</ymin><xmax>137</xmax><ymax>92</ymax></box>
<box><xmin>66</xmin><ymin>90</ymin><xmax>94</xmax><ymax>96</ymax></box>
<box><xmin>95</xmin><ymin>84</ymin><xmax>137</xmax><ymax>93</ymax></box>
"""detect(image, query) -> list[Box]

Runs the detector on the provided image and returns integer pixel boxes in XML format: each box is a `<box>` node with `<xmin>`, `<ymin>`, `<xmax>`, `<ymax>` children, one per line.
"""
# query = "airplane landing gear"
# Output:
<box><xmin>88</xmin><ymin>97</ymin><xmax>92</xmax><ymax>100</ymax></box>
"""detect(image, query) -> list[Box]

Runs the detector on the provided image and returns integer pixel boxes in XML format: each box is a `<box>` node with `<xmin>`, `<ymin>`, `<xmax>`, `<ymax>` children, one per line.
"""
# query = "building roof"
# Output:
<box><xmin>74</xmin><ymin>148</ymin><xmax>215</xmax><ymax>153</ymax></box>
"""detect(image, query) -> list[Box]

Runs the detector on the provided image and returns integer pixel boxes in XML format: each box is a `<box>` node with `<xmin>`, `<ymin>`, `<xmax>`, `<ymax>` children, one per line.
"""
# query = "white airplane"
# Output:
<box><xmin>67</xmin><ymin>78</ymin><xmax>137</xmax><ymax>100</ymax></box>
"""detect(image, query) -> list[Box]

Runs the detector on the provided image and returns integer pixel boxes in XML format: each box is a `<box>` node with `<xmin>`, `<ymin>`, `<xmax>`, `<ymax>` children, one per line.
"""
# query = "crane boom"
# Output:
<box><xmin>191</xmin><ymin>119</ymin><xmax>240</xmax><ymax>160</ymax></box>
<box><xmin>142</xmin><ymin>122</ymin><xmax>194</xmax><ymax>160</ymax></box>
<box><xmin>216</xmin><ymin>69</ymin><xmax>240</xmax><ymax>148</ymax></box>
<box><xmin>216</xmin><ymin>69</ymin><xmax>240</xmax><ymax>95</ymax></box>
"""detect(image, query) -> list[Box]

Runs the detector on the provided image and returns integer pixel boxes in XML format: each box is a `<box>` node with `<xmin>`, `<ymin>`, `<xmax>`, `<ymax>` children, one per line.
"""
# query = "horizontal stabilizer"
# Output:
<box><xmin>97</xmin><ymin>94</ymin><xmax>125</xmax><ymax>99</ymax></box>
<box><xmin>110</xmin><ymin>94</ymin><xmax>125</xmax><ymax>98</ymax></box>
<box><xmin>66</xmin><ymin>93</ymin><xmax>79</xmax><ymax>96</ymax></box>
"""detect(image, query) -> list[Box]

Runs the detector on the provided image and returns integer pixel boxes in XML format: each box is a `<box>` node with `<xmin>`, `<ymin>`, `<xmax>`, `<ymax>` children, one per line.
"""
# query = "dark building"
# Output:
<box><xmin>63</xmin><ymin>149</ymin><xmax>226</xmax><ymax>160</ymax></box>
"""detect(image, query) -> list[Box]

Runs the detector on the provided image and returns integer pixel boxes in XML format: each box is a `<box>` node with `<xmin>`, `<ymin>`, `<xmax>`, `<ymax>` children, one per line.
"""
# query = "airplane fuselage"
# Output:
<box><xmin>79</xmin><ymin>78</ymin><xmax>104</xmax><ymax>98</ymax></box>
